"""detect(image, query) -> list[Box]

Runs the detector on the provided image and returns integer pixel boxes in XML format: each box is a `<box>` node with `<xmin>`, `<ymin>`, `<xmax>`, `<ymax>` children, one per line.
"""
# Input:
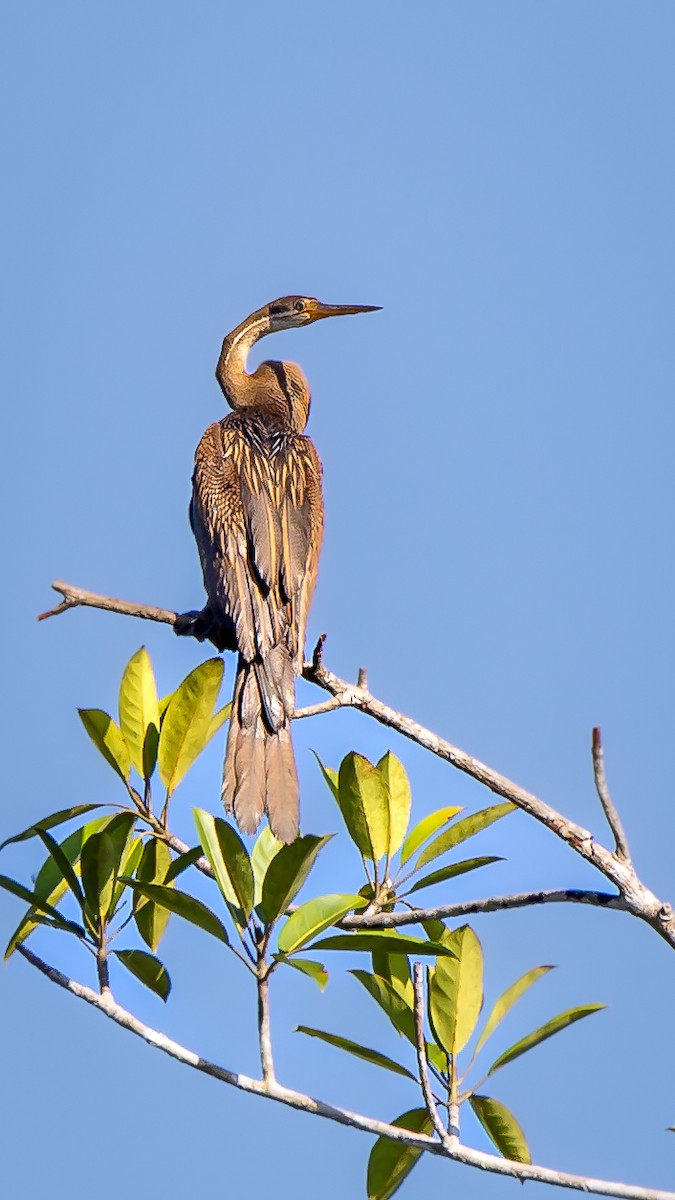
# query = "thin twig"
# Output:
<box><xmin>38</xmin><ymin>580</ymin><xmax>177</xmax><ymax>626</ymax></box>
<box><xmin>412</xmin><ymin>963</ymin><xmax>453</xmax><ymax>1145</ymax></box>
<box><xmin>592</xmin><ymin>728</ymin><xmax>631</xmax><ymax>862</ymax></box>
<box><xmin>16</xmin><ymin>943</ymin><xmax>675</xmax><ymax>1200</ymax></box>
<box><xmin>293</xmin><ymin>698</ymin><xmax>343</xmax><ymax>720</ymax></box>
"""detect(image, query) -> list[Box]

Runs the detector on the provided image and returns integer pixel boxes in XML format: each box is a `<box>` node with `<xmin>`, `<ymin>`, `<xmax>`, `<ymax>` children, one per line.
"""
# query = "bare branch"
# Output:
<box><xmin>17</xmin><ymin>943</ymin><xmax>675</xmax><ymax>1200</ymax></box>
<box><xmin>341</xmin><ymin>888</ymin><xmax>627</xmax><ymax>929</ymax></box>
<box><xmin>257</xmin><ymin>970</ymin><xmax>275</xmax><ymax>1085</ymax></box>
<box><xmin>592</xmin><ymin>727</ymin><xmax>631</xmax><ymax>862</ymax></box>
<box><xmin>38</xmin><ymin>580</ymin><xmax>177</xmax><ymax>626</ymax></box>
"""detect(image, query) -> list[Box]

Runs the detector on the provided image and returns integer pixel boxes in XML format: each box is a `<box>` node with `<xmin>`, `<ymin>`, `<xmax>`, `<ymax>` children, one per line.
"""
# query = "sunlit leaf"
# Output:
<box><xmin>312</xmin><ymin>751</ymin><xmax>339</xmax><ymax>801</ymax></box>
<box><xmin>277</xmin><ymin>893</ymin><xmax>364</xmax><ymax>955</ymax></box>
<box><xmin>310</xmin><ymin>932</ymin><xmax>456</xmax><ymax>956</ymax></box>
<box><xmin>469</xmin><ymin>1095</ymin><xmax>531</xmax><ymax>1163</ymax></box>
<box><xmin>416</xmin><ymin>803</ymin><xmax>515</xmax><ymax>870</ymax></box>
<box><xmin>78</xmin><ymin>709</ymin><xmax>131</xmax><ymax>782</ymax></box>
<box><xmin>399</xmin><ymin>806</ymin><xmax>462</xmax><ymax>865</ymax></box>
<box><xmin>111</xmin><ymin>836</ymin><xmax>144</xmax><ymax>914</ymax></box>
<box><xmin>194</xmin><ymin>809</ymin><xmax>253</xmax><ymax>922</ymax></box>
<box><xmin>488</xmin><ymin>1004</ymin><xmax>605</xmax><ymax>1075</ymax></box>
<box><xmin>405</xmin><ymin>857</ymin><xmax>502</xmax><ymax>895</ymax></box>
<box><xmin>338</xmin><ymin>752</ymin><xmax>389</xmax><ymax>862</ymax></box>
<box><xmin>367</xmin><ymin>1108</ymin><xmax>433</xmax><ymax>1200</ymax></box>
<box><xmin>113</xmin><ymin>949</ymin><xmax>171</xmax><ymax>1002</ymax></box>
<box><xmin>280</xmin><ymin>957</ymin><xmax>328</xmax><ymax>989</ymax></box>
<box><xmin>118</xmin><ymin>647</ymin><xmax>160</xmax><ymax>779</ymax></box>
<box><xmin>134</xmin><ymin>838</ymin><xmax>174</xmax><ymax>951</ymax></box>
<box><xmin>429</xmin><ymin>924</ymin><xmax>483</xmax><ymax>1055</ymax></box>
<box><xmin>206</xmin><ymin>702</ymin><xmax>232</xmax><ymax>743</ymax></box>
<box><xmin>120</xmin><ymin>879</ymin><xmax>229</xmax><ymax>944</ymax></box>
<box><xmin>296</xmin><ymin>1026</ymin><xmax>416</xmax><ymax>1080</ymax></box>
<box><xmin>261</xmin><ymin>834</ymin><xmax>332</xmax><ymax>925</ymax></box>
<box><xmin>158</xmin><ymin>692</ymin><xmax>174</xmax><ymax>722</ymax></box>
<box><xmin>371</xmin><ymin>952</ymin><xmax>413</xmax><ymax>1006</ymax></box>
<box><xmin>376</xmin><ymin>752</ymin><xmax>411</xmax><ymax>858</ymax></box>
<box><xmin>351</xmin><ymin>970</ymin><xmax>416</xmax><ymax>1044</ymax></box>
<box><xmin>0</xmin><ymin>804</ymin><xmax>104</xmax><ymax>851</ymax></box>
<box><xmin>0</xmin><ymin>874</ymin><xmax>85</xmax><ymax>938</ymax></box>
<box><xmin>4</xmin><ymin>817</ymin><xmax>111</xmax><ymax>956</ymax></box>
<box><xmin>158</xmin><ymin>659</ymin><xmax>224</xmax><ymax>795</ymax></box>
<box><xmin>475</xmin><ymin>965</ymin><xmax>555</xmax><ymax>1057</ymax></box>
<box><xmin>251</xmin><ymin>827</ymin><xmax>283</xmax><ymax>906</ymax></box>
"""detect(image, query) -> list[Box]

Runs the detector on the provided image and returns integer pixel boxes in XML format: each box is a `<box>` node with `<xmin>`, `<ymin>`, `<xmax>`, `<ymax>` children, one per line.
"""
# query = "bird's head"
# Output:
<box><xmin>265</xmin><ymin>296</ymin><xmax>381</xmax><ymax>331</ymax></box>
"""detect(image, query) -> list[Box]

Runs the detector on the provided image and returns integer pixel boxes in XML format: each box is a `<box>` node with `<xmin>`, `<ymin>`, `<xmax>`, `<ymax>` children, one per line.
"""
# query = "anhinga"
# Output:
<box><xmin>183</xmin><ymin>296</ymin><xmax>379</xmax><ymax>843</ymax></box>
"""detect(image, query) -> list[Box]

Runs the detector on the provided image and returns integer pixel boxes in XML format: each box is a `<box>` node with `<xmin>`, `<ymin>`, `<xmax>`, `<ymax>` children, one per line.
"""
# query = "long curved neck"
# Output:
<box><xmin>216</xmin><ymin>307</ymin><xmax>271</xmax><ymax>409</ymax></box>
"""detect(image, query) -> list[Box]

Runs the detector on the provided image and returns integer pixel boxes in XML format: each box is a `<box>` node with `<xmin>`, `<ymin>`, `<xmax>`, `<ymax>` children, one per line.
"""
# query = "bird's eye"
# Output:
<box><xmin>294</xmin><ymin>300</ymin><xmax>305</xmax><ymax>312</ymax></box>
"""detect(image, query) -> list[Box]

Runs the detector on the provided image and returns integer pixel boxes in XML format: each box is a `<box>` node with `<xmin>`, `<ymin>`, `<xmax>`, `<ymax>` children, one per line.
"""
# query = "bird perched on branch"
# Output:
<box><xmin>181</xmin><ymin>296</ymin><xmax>380</xmax><ymax>842</ymax></box>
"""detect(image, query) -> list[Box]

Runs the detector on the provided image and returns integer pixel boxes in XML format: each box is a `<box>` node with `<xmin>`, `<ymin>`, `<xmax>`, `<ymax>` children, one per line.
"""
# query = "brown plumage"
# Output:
<box><xmin>186</xmin><ymin>295</ymin><xmax>380</xmax><ymax>842</ymax></box>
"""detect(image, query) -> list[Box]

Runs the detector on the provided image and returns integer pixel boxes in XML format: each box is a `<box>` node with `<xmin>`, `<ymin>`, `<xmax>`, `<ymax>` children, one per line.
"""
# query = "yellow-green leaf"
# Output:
<box><xmin>377</xmin><ymin>752</ymin><xmax>411</xmax><ymax>857</ymax></box>
<box><xmin>251</xmin><ymin>827</ymin><xmax>283</xmax><ymax>906</ymax></box>
<box><xmin>488</xmin><ymin>1004</ymin><xmax>605</xmax><ymax>1075</ymax></box>
<box><xmin>405</xmin><ymin>856</ymin><xmax>501</xmax><ymax>895</ymax></box>
<box><xmin>367</xmin><ymin>1109</ymin><xmax>433</xmax><ymax>1200</ymax></box>
<box><xmin>282</xmin><ymin>957</ymin><xmax>328</xmax><ymax>989</ymax></box>
<box><xmin>277</xmin><ymin>893</ymin><xmax>364</xmax><ymax>955</ymax></box>
<box><xmin>157</xmin><ymin>659</ymin><xmax>224</xmax><ymax>795</ymax></box>
<box><xmin>429</xmin><ymin>924</ymin><xmax>483</xmax><ymax>1055</ymax></box>
<box><xmin>296</xmin><ymin>1026</ymin><xmax>416</xmax><ymax>1080</ymax></box>
<box><xmin>416</xmin><ymin>802</ymin><xmax>515</xmax><ymax>870</ymax></box>
<box><xmin>121</xmin><ymin>879</ymin><xmax>229</xmax><ymax>944</ymax></box>
<box><xmin>338</xmin><ymin>752</ymin><xmax>389</xmax><ymax>862</ymax></box>
<box><xmin>193</xmin><ymin>809</ymin><xmax>253</xmax><ymax>923</ymax></box>
<box><xmin>470</xmin><ymin>1095</ymin><xmax>531</xmax><ymax>1162</ymax></box>
<box><xmin>399</xmin><ymin>806</ymin><xmax>462</xmax><ymax>865</ymax></box>
<box><xmin>114</xmin><ymin>949</ymin><xmax>171</xmax><ymax>1002</ymax></box>
<box><xmin>475</xmin><ymin>965</ymin><xmax>555</xmax><ymax>1057</ymax></box>
<box><xmin>118</xmin><ymin>647</ymin><xmax>160</xmax><ymax>778</ymax></box>
<box><xmin>0</xmin><ymin>804</ymin><xmax>103</xmax><ymax>851</ymax></box>
<box><xmin>261</xmin><ymin>834</ymin><xmax>332</xmax><ymax>925</ymax></box>
<box><xmin>78</xmin><ymin>709</ymin><xmax>131</xmax><ymax>782</ymax></box>
<box><xmin>351</xmin><ymin>970</ymin><xmax>416</xmax><ymax>1044</ymax></box>
<box><xmin>134</xmin><ymin>838</ymin><xmax>174</xmax><ymax>951</ymax></box>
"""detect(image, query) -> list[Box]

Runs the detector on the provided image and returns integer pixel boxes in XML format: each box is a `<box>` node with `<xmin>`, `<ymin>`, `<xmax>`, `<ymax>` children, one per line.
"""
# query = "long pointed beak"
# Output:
<box><xmin>308</xmin><ymin>301</ymin><xmax>382</xmax><ymax>323</ymax></box>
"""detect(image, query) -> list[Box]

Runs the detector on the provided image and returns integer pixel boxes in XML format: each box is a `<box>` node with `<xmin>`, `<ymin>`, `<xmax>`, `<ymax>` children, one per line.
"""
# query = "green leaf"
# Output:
<box><xmin>416</xmin><ymin>802</ymin><xmax>515</xmax><ymax>870</ymax></box>
<box><xmin>164</xmin><ymin>846</ymin><xmax>204</xmax><ymax>883</ymax></box>
<box><xmin>193</xmin><ymin>809</ymin><xmax>253</xmax><ymax>923</ymax></box>
<box><xmin>157</xmin><ymin>658</ymin><xmax>224</xmax><ymax>795</ymax></box>
<box><xmin>158</xmin><ymin>692</ymin><xmax>174</xmax><ymax>722</ymax></box>
<box><xmin>4</xmin><ymin>817</ymin><xmax>112</xmax><ymax>956</ymax></box>
<box><xmin>0</xmin><ymin>874</ymin><xmax>85</xmax><ymax>937</ymax></box>
<box><xmin>251</xmin><ymin>826</ymin><xmax>283</xmax><ymax>906</ymax></box>
<box><xmin>405</xmin><ymin>857</ymin><xmax>502</xmax><ymax>895</ymax></box>
<box><xmin>371</xmin><ymin>951</ymin><xmax>413</xmax><ymax>1005</ymax></box>
<box><xmin>277</xmin><ymin>893</ymin><xmax>364</xmax><ymax>955</ymax></box>
<box><xmin>0</xmin><ymin>804</ymin><xmax>104</xmax><ymax>851</ymax></box>
<box><xmin>206</xmin><ymin>702</ymin><xmax>232</xmax><ymax>743</ymax></box>
<box><xmin>78</xmin><ymin>709</ymin><xmax>131</xmax><ymax>782</ymax></box>
<box><xmin>367</xmin><ymin>1109</ymin><xmax>433</xmax><ymax>1200</ymax></box>
<box><xmin>351</xmin><ymin>970</ymin><xmax>416</xmax><ymax>1044</ymax></box>
<box><xmin>309</xmin><ymin>933</ymin><xmax>456</xmax><ymax>957</ymax></box>
<box><xmin>475</xmin><ymin>965</ymin><xmax>555</xmax><ymax>1057</ymax></box>
<box><xmin>469</xmin><ymin>1095</ymin><xmax>531</xmax><ymax>1163</ymax></box>
<box><xmin>120</xmin><ymin>879</ymin><xmax>229</xmax><ymax>944</ymax></box>
<box><xmin>376</xmin><ymin>752</ymin><xmax>411</xmax><ymax>858</ymax></box>
<box><xmin>80</xmin><ymin>831</ymin><xmax>118</xmax><ymax>925</ymax></box>
<box><xmin>429</xmin><ymin>924</ymin><xmax>483</xmax><ymax>1055</ymax></box>
<box><xmin>296</xmin><ymin>1026</ymin><xmax>416</xmax><ymax>1080</ymax></box>
<box><xmin>113</xmin><ymin>949</ymin><xmax>171</xmax><ymax>1002</ymax></box>
<box><xmin>111</xmin><ymin>836</ymin><xmax>144</xmax><ymax>914</ymax></box>
<box><xmin>35</xmin><ymin>827</ymin><xmax>85</xmax><ymax>910</ymax></box>
<box><xmin>78</xmin><ymin>813</ymin><xmax>137</xmax><ymax>926</ymax></box>
<box><xmin>488</xmin><ymin>1004</ymin><xmax>605</xmax><ymax>1075</ymax></box>
<box><xmin>399</xmin><ymin>806</ymin><xmax>463</xmax><ymax>865</ymax></box>
<box><xmin>118</xmin><ymin>647</ymin><xmax>160</xmax><ymax>779</ymax></box>
<box><xmin>338</xmin><ymin>752</ymin><xmax>389</xmax><ymax>862</ymax></box>
<box><xmin>312</xmin><ymin>751</ymin><xmax>339</xmax><ymax>801</ymax></box>
<box><xmin>261</xmin><ymin>834</ymin><xmax>332</xmax><ymax>925</ymax></box>
<box><xmin>134</xmin><ymin>838</ymin><xmax>174</xmax><ymax>951</ymax></box>
<box><xmin>281</xmin><ymin>957</ymin><xmax>328</xmax><ymax>990</ymax></box>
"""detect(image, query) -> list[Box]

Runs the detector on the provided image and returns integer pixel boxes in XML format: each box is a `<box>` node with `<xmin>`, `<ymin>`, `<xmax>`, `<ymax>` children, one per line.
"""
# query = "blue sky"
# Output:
<box><xmin>2</xmin><ymin>3</ymin><xmax>674</xmax><ymax>1196</ymax></box>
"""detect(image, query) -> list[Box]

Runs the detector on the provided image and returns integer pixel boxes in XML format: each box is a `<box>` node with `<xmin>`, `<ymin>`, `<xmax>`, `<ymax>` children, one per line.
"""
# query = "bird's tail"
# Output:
<box><xmin>222</xmin><ymin>650</ymin><xmax>299</xmax><ymax>844</ymax></box>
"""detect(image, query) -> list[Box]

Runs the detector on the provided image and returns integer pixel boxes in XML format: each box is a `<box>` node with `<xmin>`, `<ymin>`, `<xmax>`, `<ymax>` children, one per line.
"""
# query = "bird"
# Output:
<box><xmin>182</xmin><ymin>295</ymin><xmax>380</xmax><ymax>843</ymax></box>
